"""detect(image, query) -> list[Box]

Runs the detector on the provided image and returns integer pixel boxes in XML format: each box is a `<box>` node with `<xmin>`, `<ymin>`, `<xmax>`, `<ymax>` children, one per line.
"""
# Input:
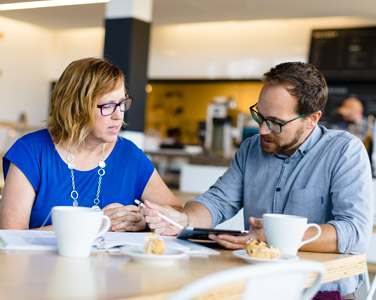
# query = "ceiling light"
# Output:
<box><xmin>0</xmin><ymin>0</ymin><xmax>109</xmax><ymax>11</ymax></box>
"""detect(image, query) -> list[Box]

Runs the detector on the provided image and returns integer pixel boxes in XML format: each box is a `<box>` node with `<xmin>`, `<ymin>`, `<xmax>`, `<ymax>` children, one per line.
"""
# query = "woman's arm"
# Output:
<box><xmin>0</xmin><ymin>163</ymin><xmax>42</xmax><ymax>229</ymax></box>
<box><xmin>103</xmin><ymin>169</ymin><xmax>182</xmax><ymax>232</ymax></box>
<box><xmin>141</xmin><ymin>169</ymin><xmax>183</xmax><ymax>208</ymax></box>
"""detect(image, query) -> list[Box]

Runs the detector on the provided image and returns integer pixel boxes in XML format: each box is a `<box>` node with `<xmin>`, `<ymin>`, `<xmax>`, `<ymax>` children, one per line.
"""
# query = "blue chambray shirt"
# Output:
<box><xmin>190</xmin><ymin>125</ymin><xmax>373</xmax><ymax>295</ymax></box>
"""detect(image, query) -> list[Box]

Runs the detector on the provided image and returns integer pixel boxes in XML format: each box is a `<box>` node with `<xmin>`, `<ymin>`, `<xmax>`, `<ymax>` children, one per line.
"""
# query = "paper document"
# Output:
<box><xmin>0</xmin><ymin>230</ymin><xmax>58</xmax><ymax>251</ymax></box>
<box><xmin>97</xmin><ymin>231</ymin><xmax>219</xmax><ymax>255</ymax></box>
<box><xmin>0</xmin><ymin>230</ymin><xmax>219</xmax><ymax>255</ymax></box>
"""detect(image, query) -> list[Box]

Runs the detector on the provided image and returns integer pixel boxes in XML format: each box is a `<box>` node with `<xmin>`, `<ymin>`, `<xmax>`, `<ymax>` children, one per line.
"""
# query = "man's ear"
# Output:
<box><xmin>307</xmin><ymin>111</ymin><xmax>322</xmax><ymax>129</ymax></box>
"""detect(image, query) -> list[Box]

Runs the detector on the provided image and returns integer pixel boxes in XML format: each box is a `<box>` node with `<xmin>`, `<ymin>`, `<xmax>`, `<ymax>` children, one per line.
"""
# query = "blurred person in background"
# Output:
<box><xmin>335</xmin><ymin>97</ymin><xmax>374</xmax><ymax>162</ymax></box>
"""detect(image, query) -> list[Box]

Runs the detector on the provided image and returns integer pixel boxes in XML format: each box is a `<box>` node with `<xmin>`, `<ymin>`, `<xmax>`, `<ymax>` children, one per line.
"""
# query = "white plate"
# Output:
<box><xmin>232</xmin><ymin>250</ymin><xmax>299</xmax><ymax>264</ymax></box>
<box><xmin>119</xmin><ymin>246</ymin><xmax>187</xmax><ymax>265</ymax></box>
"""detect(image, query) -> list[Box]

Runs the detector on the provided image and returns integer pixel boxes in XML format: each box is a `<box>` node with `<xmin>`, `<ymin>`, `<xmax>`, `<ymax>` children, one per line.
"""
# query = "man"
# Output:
<box><xmin>337</xmin><ymin>97</ymin><xmax>365</xmax><ymax>126</ymax></box>
<box><xmin>335</xmin><ymin>97</ymin><xmax>374</xmax><ymax>163</ymax></box>
<box><xmin>142</xmin><ymin>62</ymin><xmax>373</xmax><ymax>298</ymax></box>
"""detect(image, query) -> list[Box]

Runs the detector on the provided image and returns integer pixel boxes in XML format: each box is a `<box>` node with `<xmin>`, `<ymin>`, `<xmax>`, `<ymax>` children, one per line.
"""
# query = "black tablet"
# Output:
<box><xmin>177</xmin><ymin>227</ymin><xmax>249</xmax><ymax>241</ymax></box>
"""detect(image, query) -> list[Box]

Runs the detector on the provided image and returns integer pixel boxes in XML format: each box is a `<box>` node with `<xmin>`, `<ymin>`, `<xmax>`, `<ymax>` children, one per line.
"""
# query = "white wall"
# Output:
<box><xmin>0</xmin><ymin>17</ymin><xmax>52</xmax><ymax>126</ymax></box>
<box><xmin>0</xmin><ymin>17</ymin><xmax>53</xmax><ymax>152</ymax></box>
<box><xmin>148</xmin><ymin>16</ymin><xmax>376</xmax><ymax>79</ymax></box>
<box><xmin>49</xmin><ymin>28</ymin><xmax>105</xmax><ymax>80</ymax></box>
<box><xmin>0</xmin><ymin>17</ymin><xmax>104</xmax><ymax>153</ymax></box>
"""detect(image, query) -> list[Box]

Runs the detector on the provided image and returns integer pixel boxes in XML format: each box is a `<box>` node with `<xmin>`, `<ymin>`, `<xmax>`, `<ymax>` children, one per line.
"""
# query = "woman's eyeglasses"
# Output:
<box><xmin>97</xmin><ymin>96</ymin><xmax>133</xmax><ymax>116</ymax></box>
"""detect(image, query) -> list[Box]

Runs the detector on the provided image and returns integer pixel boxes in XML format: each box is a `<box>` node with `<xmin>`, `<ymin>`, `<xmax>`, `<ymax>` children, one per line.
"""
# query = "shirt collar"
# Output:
<box><xmin>273</xmin><ymin>125</ymin><xmax>322</xmax><ymax>159</ymax></box>
<box><xmin>297</xmin><ymin>125</ymin><xmax>322</xmax><ymax>156</ymax></box>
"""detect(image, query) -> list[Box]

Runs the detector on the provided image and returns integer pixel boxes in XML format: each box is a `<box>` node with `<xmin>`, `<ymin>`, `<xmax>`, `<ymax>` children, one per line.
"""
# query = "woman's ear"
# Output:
<box><xmin>307</xmin><ymin>111</ymin><xmax>322</xmax><ymax>129</ymax></box>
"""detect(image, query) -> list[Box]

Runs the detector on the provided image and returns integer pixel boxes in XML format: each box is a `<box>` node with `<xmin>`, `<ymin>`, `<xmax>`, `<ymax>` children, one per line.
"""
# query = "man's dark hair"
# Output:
<box><xmin>263</xmin><ymin>62</ymin><xmax>328</xmax><ymax>115</ymax></box>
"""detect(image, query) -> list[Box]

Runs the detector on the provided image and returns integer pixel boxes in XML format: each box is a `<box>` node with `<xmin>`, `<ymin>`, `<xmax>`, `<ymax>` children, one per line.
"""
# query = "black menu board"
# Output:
<box><xmin>309</xmin><ymin>27</ymin><xmax>376</xmax><ymax>82</ymax></box>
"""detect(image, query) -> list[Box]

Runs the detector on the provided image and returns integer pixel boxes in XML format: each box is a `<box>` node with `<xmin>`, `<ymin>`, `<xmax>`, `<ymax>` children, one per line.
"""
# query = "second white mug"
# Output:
<box><xmin>262</xmin><ymin>213</ymin><xmax>321</xmax><ymax>255</ymax></box>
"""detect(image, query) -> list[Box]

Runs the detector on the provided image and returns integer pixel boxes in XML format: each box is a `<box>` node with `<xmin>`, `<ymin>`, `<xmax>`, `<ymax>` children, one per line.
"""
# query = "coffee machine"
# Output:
<box><xmin>204</xmin><ymin>97</ymin><xmax>233</xmax><ymax>158</ymax></box>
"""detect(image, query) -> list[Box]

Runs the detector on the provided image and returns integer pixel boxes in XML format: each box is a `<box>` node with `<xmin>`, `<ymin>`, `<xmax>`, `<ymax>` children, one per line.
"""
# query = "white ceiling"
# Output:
<box><xmin>0</xmin><ymin>0</ymin><xmax>376</xmax><ymax>30</ymax></box>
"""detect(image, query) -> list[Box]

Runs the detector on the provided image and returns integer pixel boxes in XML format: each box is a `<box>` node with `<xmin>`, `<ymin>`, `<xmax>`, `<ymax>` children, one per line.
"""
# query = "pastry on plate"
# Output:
<box><xmin>245</xmin><ymin>238</ymin><xmax>281</xmax><ymax>259</ymax></box>
<box><xmin>144</xmin><ymin>233</ymin><xmax>165</xmax><ymax>255</ymax></box>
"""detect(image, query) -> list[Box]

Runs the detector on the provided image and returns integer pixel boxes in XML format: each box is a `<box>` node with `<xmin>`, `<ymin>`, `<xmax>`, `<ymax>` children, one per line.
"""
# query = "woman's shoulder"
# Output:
<box><xmin>116</xmin><ymin>136</ymin><xmax>143</xmax><ymax>153</ymax></box>
<box><xmin>115</xmin><ymin>136</ymin><xmax>153</xmax><ymax>163</ymax></box>
<box><xmin>21</xmin><ymin>128</ymin><xmax>50</xmax><ymax>143</ymax></box>
<box><xmin>10</xmin><ymin>128</ymin><xmax>53</xmax><ymax>154</ymax></box>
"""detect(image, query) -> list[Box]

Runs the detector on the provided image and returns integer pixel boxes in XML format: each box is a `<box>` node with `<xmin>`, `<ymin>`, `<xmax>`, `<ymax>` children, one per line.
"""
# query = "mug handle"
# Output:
<box><xmin>300</xmin><ymin>223</ymin><xmax>321</xmax><ymax>247</ymax></box>
<box><xmin>95</xmin><ymin>215</ymin><xmax>111</xmax><ymax>239</ymax></box>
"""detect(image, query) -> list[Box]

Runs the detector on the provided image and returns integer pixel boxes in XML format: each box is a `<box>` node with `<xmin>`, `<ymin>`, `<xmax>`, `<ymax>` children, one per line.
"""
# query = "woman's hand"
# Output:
<box><xmin>102</xmin><ymin>203</ymin><xmax>146</xmax><ymax>232</ymax></box>
<box><xmin>140</xmin><ymin>200</ymin><xmax>188</xmax><ymax>236</ymax></box>
<box><xmin>208</xmin><ymin>217</ymin><xmax>266</xmax><ymax>249</ymax></box>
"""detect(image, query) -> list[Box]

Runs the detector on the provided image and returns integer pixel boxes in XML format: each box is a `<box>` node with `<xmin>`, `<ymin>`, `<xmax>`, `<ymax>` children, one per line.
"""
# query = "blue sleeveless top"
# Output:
<box><xmin>3</xmin><ymin>129</ymin><xmax>154</xmax><ymax>228</ymax></box>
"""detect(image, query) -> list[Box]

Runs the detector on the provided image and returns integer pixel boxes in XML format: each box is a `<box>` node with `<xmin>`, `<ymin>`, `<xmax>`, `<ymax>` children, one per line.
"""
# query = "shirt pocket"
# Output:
<box><xmin>283</xmin><ymin>187</ymin><xmax>324</xmax><ymax>224</ymax></box>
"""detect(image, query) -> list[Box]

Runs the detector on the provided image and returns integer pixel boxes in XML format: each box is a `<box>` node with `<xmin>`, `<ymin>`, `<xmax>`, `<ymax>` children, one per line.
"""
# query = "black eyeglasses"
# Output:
<box><xmin>249</xmin><ymin>103</ymin><xmax>305</xmax><ymax>134</ymax></box>
<box><xmin>97</xmin><ymin>96</ymin><xmax>133</xmax><ymax>116</ymax></box>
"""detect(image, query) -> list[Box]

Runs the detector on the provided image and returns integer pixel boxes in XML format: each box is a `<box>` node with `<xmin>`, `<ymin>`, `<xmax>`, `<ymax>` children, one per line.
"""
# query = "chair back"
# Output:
<box><xmin>168</xmin><ymin>260</ymin><xmax>325</xmax><ymax>300</ymax></box>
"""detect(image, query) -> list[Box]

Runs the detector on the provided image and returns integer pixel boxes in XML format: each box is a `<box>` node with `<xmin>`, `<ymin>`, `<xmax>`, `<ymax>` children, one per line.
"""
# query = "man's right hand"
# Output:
<box><xmin>140</xmin><ymin>200</ymin><xmax>188</xmax><ymax>236</ymax></box>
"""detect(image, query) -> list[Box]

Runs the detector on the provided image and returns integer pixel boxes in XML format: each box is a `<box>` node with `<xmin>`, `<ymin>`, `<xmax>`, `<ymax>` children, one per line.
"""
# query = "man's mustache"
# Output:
<box><xmin>260</xmin><ymin>134</ymin><xmax>276</xmax><ymax>143</ymax></box>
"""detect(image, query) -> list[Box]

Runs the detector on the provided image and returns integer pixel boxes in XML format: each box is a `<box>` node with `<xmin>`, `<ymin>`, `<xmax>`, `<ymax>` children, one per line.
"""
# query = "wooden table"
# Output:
<box><xmin>0</xmin><ymin>246</ymin><xmax>366</xmax><ymax>300</ymax></box>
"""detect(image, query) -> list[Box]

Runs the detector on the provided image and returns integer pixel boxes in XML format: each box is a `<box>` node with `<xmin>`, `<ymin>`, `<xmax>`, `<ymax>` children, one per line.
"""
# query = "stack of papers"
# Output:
<box><xmin>0</xmin><ymin>230</ymin><xmax>219</xmax><ymax>255</ymax></box>
<box><xmin>0</xmin><ymin>230</ymin><xmax>57</xmax><ymax>251</ymax></box>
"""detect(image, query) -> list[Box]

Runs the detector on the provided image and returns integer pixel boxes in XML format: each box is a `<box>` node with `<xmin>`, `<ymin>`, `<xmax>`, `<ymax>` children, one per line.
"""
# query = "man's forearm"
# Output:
<box><xmin>299</xmin><ymin>223</ymin><xmax>338</xmax><ymax>253</ymax></box>
<box><xmin>184</xmin><ymin>202</ymin><xmax>213</xmax><ymax>228</ymax></box>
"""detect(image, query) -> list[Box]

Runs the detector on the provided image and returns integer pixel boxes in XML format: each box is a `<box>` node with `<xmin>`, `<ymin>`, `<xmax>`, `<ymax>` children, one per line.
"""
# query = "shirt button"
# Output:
<box><xmin>276</xmin><ymin>187</ymin><xmax>281</xmax><ymax>192</ymax></box>
<box><xmin>303</xmin><ymin>150</ymin><xmax>307</xmax><ymax>154</ymax></box>
<box><xmin>285</xmin><ymin>160</ymin><xmax>290</xmax><ymax>164</ymax></box>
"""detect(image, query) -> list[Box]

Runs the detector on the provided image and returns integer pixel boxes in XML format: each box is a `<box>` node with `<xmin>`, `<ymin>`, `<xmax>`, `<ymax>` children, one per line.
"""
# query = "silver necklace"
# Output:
<box><xmin>66</xmin><ymin>144</ymin><xmax>106</xmax><ymax>210</ymax></box>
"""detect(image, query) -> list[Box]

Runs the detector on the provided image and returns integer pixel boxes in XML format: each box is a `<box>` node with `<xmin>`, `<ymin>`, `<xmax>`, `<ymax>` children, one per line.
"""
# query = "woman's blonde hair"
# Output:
<box><xmin>47</xmin><ymin>57</ymin><xmax>126</xmax><ymax>149</ymax></box>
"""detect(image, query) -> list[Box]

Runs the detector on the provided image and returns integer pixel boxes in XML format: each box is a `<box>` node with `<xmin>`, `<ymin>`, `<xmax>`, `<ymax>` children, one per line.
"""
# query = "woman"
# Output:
<box><xmin>0</xmin><ymin>57</ymin><xmax>182</xmax><ymax>231</ymax></box>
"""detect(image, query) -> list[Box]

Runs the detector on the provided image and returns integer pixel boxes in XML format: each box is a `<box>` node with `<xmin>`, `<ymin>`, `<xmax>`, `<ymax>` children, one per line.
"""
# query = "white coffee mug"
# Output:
<box><xmin>262</xmin><ymin>213</ymin><xmax>321</xmax><ymax>255</ymax></box>
<box><xmin>52</xmin><ymin>206</ymin><xmax>111</xmax><ymax>257</ymax></box>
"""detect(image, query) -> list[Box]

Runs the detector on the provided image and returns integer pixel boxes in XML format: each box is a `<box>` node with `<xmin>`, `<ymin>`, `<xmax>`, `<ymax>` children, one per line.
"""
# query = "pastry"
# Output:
<box><xmin>245</xmin><ymin>238</ymin><xmax>281</xmax><ymax>259</ymax></box>
<box><xmin>144</xmin><ymin>233</ymin><xmax>165</xmax><ymax>255</ymax></box>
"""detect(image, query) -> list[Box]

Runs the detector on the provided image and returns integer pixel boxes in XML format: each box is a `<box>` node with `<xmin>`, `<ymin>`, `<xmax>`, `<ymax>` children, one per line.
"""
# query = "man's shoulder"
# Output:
<box><xmin>239</xmin><ymin>134</ymin><xmax>260</xmax><ymax>150</ymax></box>
<box><xmin>319</xmin><ymin>126</ymin><xmax>362</xmax><ymax>144</ymax></box>
<box><xmin>316</xmin><ymin>126</ymin><xmax>365</xmax><ymax>153</ymax></box>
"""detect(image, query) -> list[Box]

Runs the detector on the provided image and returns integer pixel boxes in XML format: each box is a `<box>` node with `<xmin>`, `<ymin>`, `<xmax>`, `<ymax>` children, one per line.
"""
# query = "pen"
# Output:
<box><xmin>135</xmin><ymin>199</ymin><xmax>184</xmax><ymax>230</ymax></box>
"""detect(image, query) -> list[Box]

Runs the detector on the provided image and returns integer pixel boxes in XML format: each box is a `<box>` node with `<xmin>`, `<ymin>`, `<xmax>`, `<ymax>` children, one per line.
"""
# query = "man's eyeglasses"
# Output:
<box><xmin>97</xmin><ymin>96</ymin><xmax>133</xmax><ymax>116</ymax></box>
<box><xmin>249</xmin><ymin>104</ymin><xmax>306</xmax><ymax>134</ymax></box>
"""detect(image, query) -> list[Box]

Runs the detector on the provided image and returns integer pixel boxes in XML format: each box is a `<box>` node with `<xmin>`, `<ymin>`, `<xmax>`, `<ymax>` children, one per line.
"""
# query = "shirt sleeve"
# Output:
<box><xmin>3</xmin><ymin>137</ymin><xmax>41</xmax><ymax>192</ymax></box>
<box><xmin>187</xmin><ymin>139</ymin><xmax>252</xmax><ymax>227</ymax></box>
<box><xmin>327</xmin><ymin>137</ymin><xmax>374</xmax><ymax>254</ymax></box>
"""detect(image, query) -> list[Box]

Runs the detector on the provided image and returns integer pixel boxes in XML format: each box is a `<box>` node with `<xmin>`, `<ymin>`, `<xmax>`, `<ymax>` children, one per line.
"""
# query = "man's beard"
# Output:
<box><xmin>260</xmin><ymin>126</ymin><xmax>305</xmax><ymax>155</ymax></box>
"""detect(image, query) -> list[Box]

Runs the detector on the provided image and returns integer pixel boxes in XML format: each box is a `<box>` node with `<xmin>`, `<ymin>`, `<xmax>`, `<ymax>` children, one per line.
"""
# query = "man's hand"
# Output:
<box><xmin>103</xmin><ymin>203</ymin><xmax>146</xmax><ymax>232</ymax></box>
<box><xmin>248</xmin><ymin>216</ymin><xmax>266</xmax><ymax>241</ymax></box>
<box><xmin>208</xmin><ymin>233</ymin><xmax>251</xmax><ymax>249</ymax></box>
<box><xmin>140</xmin><ymin>200</ymin><xmax>188</xmax><ymax>236</ymax></box>
<box><xmin>208</xmin><ymin>216</ymin><xmax>267</xmax><ymax>249</ymax></box>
